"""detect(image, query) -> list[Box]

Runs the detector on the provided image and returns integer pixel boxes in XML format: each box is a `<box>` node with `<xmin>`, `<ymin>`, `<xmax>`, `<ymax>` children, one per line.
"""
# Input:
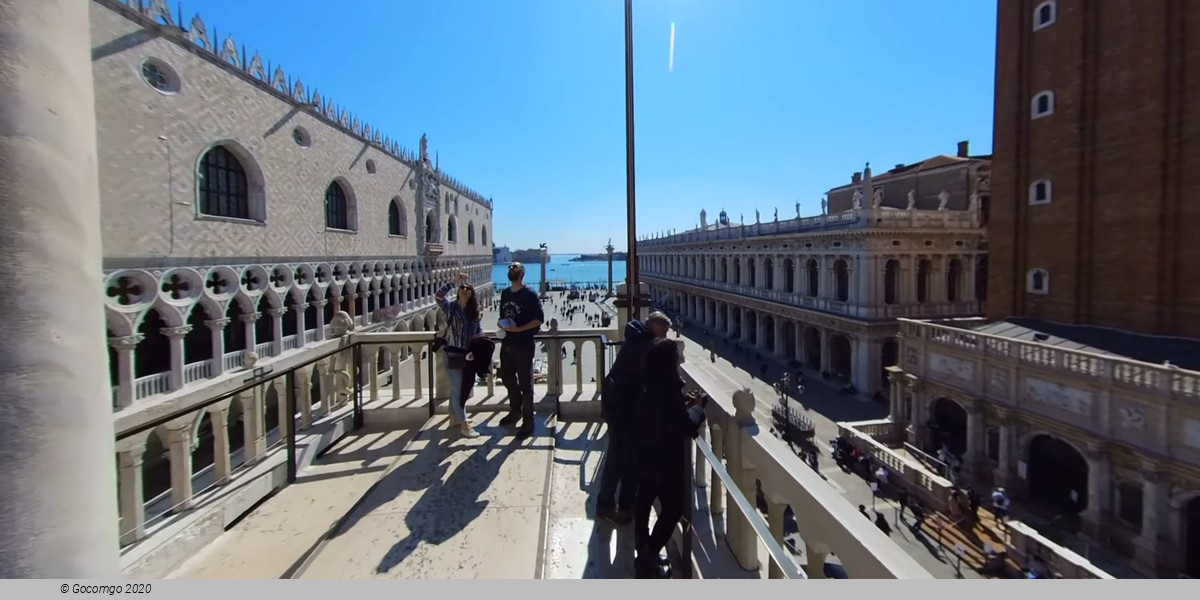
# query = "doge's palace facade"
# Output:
<box><xmin>93</xmin><ymin>0</ymin><xmax>494</xmax><ymax>412</ymax></box>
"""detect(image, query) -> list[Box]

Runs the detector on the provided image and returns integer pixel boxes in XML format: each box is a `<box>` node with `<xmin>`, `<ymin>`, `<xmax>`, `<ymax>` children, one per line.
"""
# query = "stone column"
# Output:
<box><xmin>162</xmin><ymin>325</ymin><xmax>192</xmax><ymax>391</ymax></box>
<box><xmin>293</xmin><ymin>300</ymin><xmax>306</xmax><ymax>341</ymax></box>
<box><xmin>312</xmin><ymin>299</ymin><xmax>328</xmax><ymax>341</ymax></box>
<box><xmin>161</xmin><ymin>419</ymin><xmax>195</xmax><ymax>513</ymax></box>
<box><xmin>108</xmin><ymin>334</ymin><xmax>142</xmax><ymax>409</ymax></box>
<box><xmin>819</xmin><ymin>329</ymin><xmax>832</xmax><ymax>373</ymax></box>
<box><xmin>804</xmin><ymin>542</ymin><xmax>830</xmax><ymax>579</ymax></box>
<box><xmin>267</xmin><ymin>307</ymin><xmax>286</xmax><ymax>355</ymax></box>
<box><xmin>767</xmin><ymin>499</ymin><xmax>787</xmax><ymax>579</ymax></box>
<box><xmin>391</xmin><ymin>344</ymin><xmax>403</xmax><ymax>401</ymax></box>
<box><xmin>295</xmin><ymin>369</ymin><xmax>313</xmax><ymax>429</ymax></box>
<box><xmin>773</xmin><ymin>318</ymin><xmax>786</xmax><ymax>358</ymax></box>
<box><xmin>1137</xmin><ymin>463</ymin><xmax>1166</xmax><ymax>571</ymax></box>
<box><xmin>0</xmin><ymin>0</ymin><xmax>119</xmax><ymax>574</ymax></box>
<box><xmin>206</xmin><ymin>400</ymin><xmax>233</xmax><ymax>485</ymax></box>
<box><xmin>205</xmin><ymin>318</ymin><xmax>229</xmax><ymax>377</ymax></box>
<box><xmin>272</xmin><ymin>378</ymin><xmax>291</xmax><ymax>441</ymax></box>
<box><xmin>240</xmin><ymin>389</ymin><xmax>266</xmax><ymax>464</ymax></box>
<box><xmin>851</xmin><ymin>336</ymin><xmax>875</xmax><ymax>395</ymax></box>
<box><xmin>1084</xmin><ymin>447</ymin><xmax>1111</xmax><ymax>535</ymax></box>
<box><xmin>115</xmin><ymin>434</ymin><xmax>148</xmax><ymax>546</ymax></box>
<box><xmin>709</xmin><ymin>425</ymin><xmax>725</xmax><ymax>515</ymax></box>
<box><xmin>240</xmin><ymin>311</ymin><xmax>260</xmax><ymax>352</ymax></box>
<box><xmin>346</xmin><ymin>292</ymin><xmax>358</xmax><ymax>319</ymax></box>
<box><xmin>994</xmin><ymin>416</ymin><xmax>1014</xmax><ymax>488</ymax></box>
<box><xmin>966</xmin><ymin>403</ymin><xmax>985</xmax><ymax>475</ymax></box>
<box><xmin>724</xmin><ymin>390</ymin><xmax>760</xmax><ymax>571</ymax></box>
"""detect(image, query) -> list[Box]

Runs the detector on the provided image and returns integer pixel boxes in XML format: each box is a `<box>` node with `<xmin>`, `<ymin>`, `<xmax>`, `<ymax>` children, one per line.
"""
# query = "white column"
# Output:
<box><xmin>995</xmin><ymin>417</ymin><xmax>1013</xmax><ymax>488</ymax></box>
<box><xmin>819</xmin><ymin>329</ymin><xmax>832</xmax><ymax>373</ymax></box>
<box><xmin>205</xmin><ymin>318</ymin><xmax>229</xmax><ymax>377</ymax></box>
<box><xmin>108</xmin><ymin>334</ymin><xmax>141</xmax><ymax>409</ymax></box>
<box><xmin>767</xmin><ymin>499</ymin><xmax>786</xmax><ymax>579</ymax></box>
<box><xmin>0</xmin><ymin>0</ymin><xmax>118</xmax><ymax>574</ymax></box>
<box><xmin>162</xmin><ymin>325</ymin><xmax>191</xmax><ymax>391</ymax></box>
<box><xmin>240</xmin><ymin>389</ymin><xmax>266</xmax><ymax>464</ymax></box>
<box><xmin>241</xmin><ymin>311</ymin><xmax>260</xmax><ymax>351</ymax></box>
<box><xmin>115</xmin><ymin>435</ymin><xmax>148</xmax><ymax>546</ymax></box>
<box><xmin>267</xmin><ymin>307</ymin><xmax>286</xmax><ymax>355</ymax></box>
<box><xmin>161</xmin><ymin>420</ymin><xmax>195</xmax><ymax>513</ymax></box>
<box><xmin>851</xmin><ymin>335</ymin><xmax>874</xmax><ymax>394</ymax></box>
<box><xmin>1084</xmin><ymin>448</ymin><xmax>1111</xmax><ymax>530</ymax></box>
<box><xmin>312</xmin><ymin>299</ymin><xmax>328</xmax><ymax>341</ymax></box>
<box><xmin>773</xmin><ymin>318</ymin><xmax>786</xmax><ymax>357</ymax></box>
<box><xmin>293</xmin><ymin>300</ymin><xmax>306</xmax><ymax>339</ymax></box>
<box><xmin>206</xmin><ymin>400</ymin><xmax>233</xmax><ymax>485</ymax></box>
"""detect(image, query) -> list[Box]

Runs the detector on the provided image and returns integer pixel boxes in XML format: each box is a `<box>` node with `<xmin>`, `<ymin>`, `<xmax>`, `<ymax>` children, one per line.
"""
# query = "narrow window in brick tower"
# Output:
<box><xmin>1030</xmin><ymin>179</ymin><xmax>1053</xmax><ymax>204</ymax></box>
<box><xmin>1027</xmin><ymin>269</ymin><xmax>1050</xmax><ymax>294</ymax></box>
<box><xmin>1032</xmin><ymin>91</ymin><xmax>1055</xmax><ymax>119</ymax></box>
<box><xmin>1034</xmin><ymin>1</ymin><xmax>1057</xmax><ymax>30</ymax></box>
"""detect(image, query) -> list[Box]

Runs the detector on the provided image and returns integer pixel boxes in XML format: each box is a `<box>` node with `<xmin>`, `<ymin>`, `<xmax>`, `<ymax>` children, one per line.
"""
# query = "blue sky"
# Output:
<box><xmin>195</xmin><ymin>0</ymin><xmax>996</xmax><ymax>253</ymax></box>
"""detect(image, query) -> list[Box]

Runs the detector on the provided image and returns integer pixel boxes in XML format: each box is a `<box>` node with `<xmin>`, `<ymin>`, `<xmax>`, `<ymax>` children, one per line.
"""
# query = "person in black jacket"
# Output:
<box><xmin>596</xmin><ymin>313</ymin><xmax>671</xmax><ymax>525</ymax></box>
<box><xmin>632</xmin><ymin>337</ymin><xmax>705</xmax><ymax>578</ymax></box>
<box><xmin>496</xmin><ymin>263</ymin><xmax>544</xmax><ymax>438</ymax></box>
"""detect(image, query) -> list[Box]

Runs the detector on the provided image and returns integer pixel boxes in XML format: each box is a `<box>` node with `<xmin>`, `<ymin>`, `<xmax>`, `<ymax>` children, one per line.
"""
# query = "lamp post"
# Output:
<box><xmin>622</xmin><ymin>0</ymin><xmax>640</xmax><ymax>324</ymax></box>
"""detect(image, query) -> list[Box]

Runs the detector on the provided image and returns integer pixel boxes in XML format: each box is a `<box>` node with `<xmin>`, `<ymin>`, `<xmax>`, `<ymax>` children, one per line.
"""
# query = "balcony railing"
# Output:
<box><xmin>183</xmin><ymin>361</ymin><xmax>211</xmax><ymax>384</ymax></box>
<box><xmin>646</xmin><ymin>273</ymin><xmax>981</xmax><ymax>321</ymax></box>
<box><xmin>900</xmin><ymin>318</ymin><xmax>1200</xmax><ymax>401</ymax></box>
<box><xmin>637</xmin><ymin>207</ymin><xmax>981</xmax><ymax>248</ymax></box>
<box><xmin>134</xmin><ymin>372</ymin><xmax>170</xmax><ymax>399</ymax></box>
<box><xmin>114</xmin><ymin>320</ymin><xmax>934</xmax><ymax>579</ymax></box>
<box><xmin>304</xmin><ymin>330</ymin><xmax>319</xmax><ymax>345</ymax></box>
<box><xmin>282</xmin><ymin>334</ymin><xmax>300</xmax><ymax>351</ymax></box>
<box><xmin>253</xmin><ymin>341</ymin><xmax>276</xmax><ymax>359</ymax></box>
<box><xmin>222</xmin><ymin>350</ymin><xmax>246</xmax><ymax>371</ymax></box>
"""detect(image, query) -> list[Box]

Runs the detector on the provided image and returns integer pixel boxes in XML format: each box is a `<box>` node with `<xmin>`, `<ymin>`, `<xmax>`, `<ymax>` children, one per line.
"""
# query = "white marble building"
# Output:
<box><xmin>639</xmin><ymin>153</ymin><xmax>989</xmax><ymax>398</ymax></box>
<box><xmin>92</xmin><ymin>0</ymin><xmax>495</xmax><ymax>412</ymax></box>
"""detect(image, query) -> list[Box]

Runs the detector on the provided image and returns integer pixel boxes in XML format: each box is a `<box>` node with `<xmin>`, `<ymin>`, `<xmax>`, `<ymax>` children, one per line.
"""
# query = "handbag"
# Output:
<box><xmin>431</xmin><ymin>321</ymin><xmax>449</xmax><ymax>353</ymax></box>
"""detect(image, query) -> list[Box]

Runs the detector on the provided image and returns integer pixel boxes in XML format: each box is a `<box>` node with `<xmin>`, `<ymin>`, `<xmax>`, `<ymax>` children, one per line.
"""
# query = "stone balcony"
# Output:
<box><xmin>644</xmin><ymin>273</ymin><xmax>982</xmax><ymax>322</ymax></box>
<box><xmin>114</xmin><ymin>323</ymin><xmax>932</xmax><ymax>579</ymax></box>
<box><xmin>639</xmin><ymin>206</ymin><xmax>982</xmax><ymax>248</ymax></box>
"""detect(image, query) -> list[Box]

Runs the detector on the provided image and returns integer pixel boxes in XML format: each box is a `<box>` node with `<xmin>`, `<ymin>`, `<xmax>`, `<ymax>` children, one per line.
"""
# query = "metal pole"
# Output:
<box><xmin>286</xmin><ymin>370</ymin><xmax>298</xmax><ymax>483</ymax></box>
<box><xmin>352</xmin><ymin>344</ymin><xmax>364</xmax><ymax>430</ymax></box>
<box><xmin>623</xmin><ymin>0</ymin><xmax>639</xmax><ymax>325</ymax></box>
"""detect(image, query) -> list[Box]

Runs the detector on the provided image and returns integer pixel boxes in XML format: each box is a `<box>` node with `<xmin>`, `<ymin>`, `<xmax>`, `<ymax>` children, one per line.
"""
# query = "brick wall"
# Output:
<box><xmin>989</xmin><ymin>0</ymin><xmax>1200</xmax><ymax>338</ymax></box>
<box><xmin>90</xmin><ymin>3</ymin><xmax>491</xmax><ymax>263</ymax></box>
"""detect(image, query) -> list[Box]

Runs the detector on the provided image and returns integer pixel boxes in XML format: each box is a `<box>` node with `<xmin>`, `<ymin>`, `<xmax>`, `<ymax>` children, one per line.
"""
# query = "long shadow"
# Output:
<box><xmin>580</xmin><ymin>517</ymin><xmax>636</xmax><ymax>578</ymax></box>
<box><xmin>375</xmin><ymin>432</ymin><xmax>522</xmax><ymax>574</ymax></box>
<box><xmin>93</xmin><ymin>29</ymin><xmax>160</xmax><ymax>61</ymax></box>
<box><xmin>263</xmin><ymin>106</ymin><xmax>302</xmax><ymax>139</ymax></box>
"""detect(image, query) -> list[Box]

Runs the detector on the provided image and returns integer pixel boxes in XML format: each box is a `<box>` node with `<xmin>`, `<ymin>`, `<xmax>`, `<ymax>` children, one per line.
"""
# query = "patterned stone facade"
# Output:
<box><xmin>91</xmin><ymin>0</ymin><xmax>495</xmax><ymax>410</ymax></box>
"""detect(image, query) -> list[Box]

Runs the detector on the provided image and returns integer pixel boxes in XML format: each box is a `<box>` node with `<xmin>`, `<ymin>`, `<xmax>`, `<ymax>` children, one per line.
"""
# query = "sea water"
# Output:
<box><xmin>492</xmin><ymin>254</ymin><xmax>627</xmax><ymax>290</ymax></box>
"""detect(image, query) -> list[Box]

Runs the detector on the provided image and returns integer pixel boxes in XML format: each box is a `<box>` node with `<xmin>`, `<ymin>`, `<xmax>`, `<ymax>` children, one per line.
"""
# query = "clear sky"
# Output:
<box><xmin>195</xmin><ymin>0</ymin><xmax>997</xmax><ymax>254</ymax></box>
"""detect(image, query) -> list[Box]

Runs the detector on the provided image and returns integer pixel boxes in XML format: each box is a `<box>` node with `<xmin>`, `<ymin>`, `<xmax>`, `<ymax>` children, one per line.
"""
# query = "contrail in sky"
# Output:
<box><xmin>669</xmin><ymin>22</ymin><xmax>676</xmax><ymax>72</ymax></box>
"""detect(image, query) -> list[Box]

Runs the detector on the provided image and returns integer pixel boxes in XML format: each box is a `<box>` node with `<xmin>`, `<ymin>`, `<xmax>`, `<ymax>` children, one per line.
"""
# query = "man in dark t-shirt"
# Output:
<box><xmin>497</xmin><ymin>262</ymin><xmax>544</xmax><ymax>437</ymax></box>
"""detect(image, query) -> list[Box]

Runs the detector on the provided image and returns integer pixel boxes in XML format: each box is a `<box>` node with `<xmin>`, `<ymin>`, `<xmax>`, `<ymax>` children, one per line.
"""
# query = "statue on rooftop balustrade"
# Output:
<box><xmin>852</xmin><ymin>189</ymin><xmax>863</xmax><ymax>210</ymax></box>
<box><xmin>906</xmin><ymin>189</ymin><xmax>916</xmax><ymax>210</ymax></box>
<box><xmin>795</xmin><ymin>201</ymin><xmax>801</xmax><ymax>217</ymax></box>
<box><xmin>872</xmin><ymin>187</ymin><xmax>884</xmax><ymax>208</ymax></box>
<box><xmin>773</xmin><ymin>208</ymin><xmax>778</xmax><ymax>221</ymax></box>
<box><xmin>755</xmin><ymin>209</ymin><xmax>760</xmax><ymax>224</ymax></box>
<box><xmin>938</xmin><ymin>190</ymin><xmax>950</xmax><ymax>211</ymax></box>
<box><xmin>820</xmin><ymin>198</ymin><xmax>827</xmax><ymax>214</ymax></box>
<box><xmin>419</xmin><ymin>133</ymin><xmax>429</xmax><ymax>161</ymax></box>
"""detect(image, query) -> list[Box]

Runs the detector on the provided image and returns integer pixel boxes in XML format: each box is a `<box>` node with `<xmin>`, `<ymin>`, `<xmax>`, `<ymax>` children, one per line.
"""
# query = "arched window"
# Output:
<box><xmin>884</xmin><ymin>259</ymin><xmax>900</xmax><ymax>305</ymax></box>
<box><xmin>1032</xmin><ymin>90</ymin><xmax>1055</xmax><ymax>119</ymax></box>
<box><xmin>481</xmin><ymin>225</ymin><xmax>488</xmax><ymax>246</ymax></box>
<box><xmin>1030</xmin><ymin>179</ymin><xmax>1053</xmax><ymax>205</ymax></box>
<box><xmin>747</xmin><ymin>258</ymin><xmax>756</xmax><ymax>287</ymax></box>
<box><xmin>198</xmin><ymin>145</ymin><xmax>250</xmax><ymax>219</ymax></box>
<box><xmin>447</xmin><ymin>216</ymin><xmax>458</xmax><ymax>243</ymax></box>
<box><xmin>467</xmin><ymin>221</ymin><xmax>476</xmax><ymax>244</ymax></box>
<box><xmin>834</xmin><ymin>259</ymin><xmax>849</xmax><ymax>302</ymax></box>
<box><xmin>425</xmin><ymin>211</ymin><xmax>436</xmax><ymax>243</ymax></box>
<box><xmin>325</xmin><ymin>181</ymin><xmax>351</xmax><ymax>230</ymax></box>
<box><xmin>388</xmin><ymin>198</ymin><xmax>406</xmax><ymax>236</ymax></box>
<box><xmin>947</xmin><ymin>258</ymin><xmax>963</xmax><ymax>302</ymax></box>
<box><xmin>917</xmin><ymin>259</ymin><xmax>932</xmax><ymax>303</ymax></box>
<box><xmin>784</xmin><ymin>258</ymin><xmax>795</xmax><ymax>294</ymax></box>
<box><xmin>1027</xmin><ymin>268</ymin><xmax>1050</xmax><ymax>294</ymax></box>
<box><xmin>1034</xmin><ymin>1</ymin><xmax>1056</xmax><ymax>30</ymax></box>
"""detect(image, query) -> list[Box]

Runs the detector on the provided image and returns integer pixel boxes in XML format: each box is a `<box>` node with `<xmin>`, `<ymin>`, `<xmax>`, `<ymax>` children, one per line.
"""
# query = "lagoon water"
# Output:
<box><xmin>491</xmin><ymin>254</ymin><xmax>627</xmax><ymax>290</ymax></box>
